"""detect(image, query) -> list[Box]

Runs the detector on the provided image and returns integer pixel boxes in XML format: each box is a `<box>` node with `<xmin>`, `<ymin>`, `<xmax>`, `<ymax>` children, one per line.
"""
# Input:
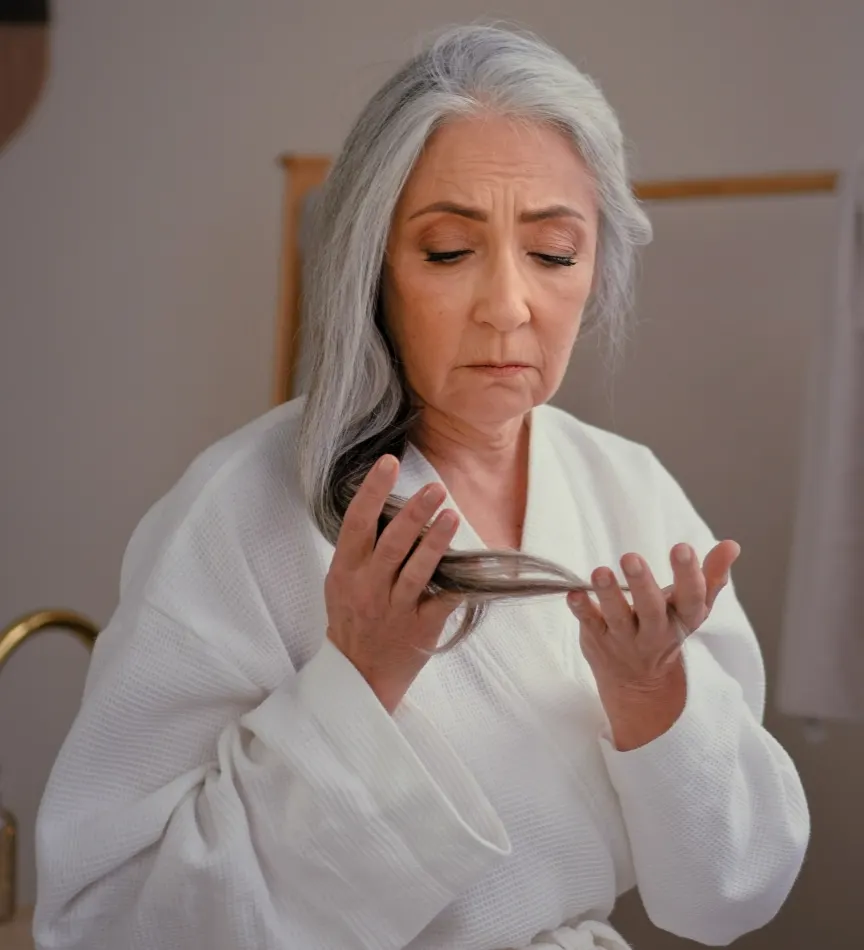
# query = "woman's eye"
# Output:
<box><xmin>423</xmin><ymin>249</ymin><xmax>576</xmax><ymax>266</ymax></box>
<box><xmin>424</xmin><ymin>249</ymin><xmax>471</xmax><ymax>263</ymax></box>
<box><xmin>535</xmin><ymin>253</ymin><xmax>577</xmax><ymax>267</ymax></box>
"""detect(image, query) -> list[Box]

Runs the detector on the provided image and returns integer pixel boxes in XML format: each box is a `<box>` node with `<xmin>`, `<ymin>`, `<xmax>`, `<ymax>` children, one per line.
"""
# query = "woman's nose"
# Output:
<box><xmin>472</xmin><ymin>253</ymin><xmax>531</xmax><ymax>331</ymax></box>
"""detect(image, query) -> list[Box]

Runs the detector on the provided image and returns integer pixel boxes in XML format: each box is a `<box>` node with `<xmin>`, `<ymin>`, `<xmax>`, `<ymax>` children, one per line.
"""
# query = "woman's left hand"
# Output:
<box><xmin>567</xmin><ymin>540</ymin><xmax>740</xmax><ymax>745</ymax></box>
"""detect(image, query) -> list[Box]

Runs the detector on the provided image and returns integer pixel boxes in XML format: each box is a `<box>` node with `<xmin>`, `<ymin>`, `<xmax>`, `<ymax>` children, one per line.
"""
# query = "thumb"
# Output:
<box><xmin>703</xmin><ymin>540</ymin><xmax>740</xmax><ymax>607</ymax></box>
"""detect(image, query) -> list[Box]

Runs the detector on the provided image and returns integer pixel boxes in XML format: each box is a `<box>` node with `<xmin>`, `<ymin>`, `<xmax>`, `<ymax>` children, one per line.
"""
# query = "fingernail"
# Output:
<box><xmin>674</xmin><ymin>545</ymin><xmax>692</xmax><ymax>565</ymax></box>
<box><xmin>378</xmin><ymin>456</ymin><xmax>397</xmax><ymax>475</ymax></box>
<box><xmin>438</xmin><ymin>510</ymin><xmax>458</xmax><ymax>529</ymax></box>
<box><xmin>595</xmin><ymin>570</ymin><xmax>614</xmax><ymax>588</ymax></box>
<box><xmin>420</xmin><ymin>485</ymin><xmax>447</xmax><ymax>505</ymax></box>
<box><xmin>622</xmin><ymin>555</ymin><xmax>643</xmax><ymax>577</ymax></box>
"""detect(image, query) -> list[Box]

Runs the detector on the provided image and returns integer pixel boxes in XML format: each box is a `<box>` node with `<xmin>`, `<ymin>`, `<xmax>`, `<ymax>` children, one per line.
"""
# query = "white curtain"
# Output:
<box><xmin>776</xmin><ymin>149</ymin><xmax>864</xmax><ymax>723</ymax></box>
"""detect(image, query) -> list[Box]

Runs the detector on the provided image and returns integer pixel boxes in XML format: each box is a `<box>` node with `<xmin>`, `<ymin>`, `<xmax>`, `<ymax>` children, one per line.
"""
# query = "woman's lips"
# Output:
<box><xmin>467</xmin><ymin>363</ymin><xmax>531</xmax><ymax>376</ymax></box>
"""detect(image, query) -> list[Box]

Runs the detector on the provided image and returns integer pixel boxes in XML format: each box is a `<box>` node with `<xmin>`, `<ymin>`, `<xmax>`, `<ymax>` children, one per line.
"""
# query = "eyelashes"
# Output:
<box><xmin>424</xmin><ymin>250</ymin><xmax>577</xmax><ymax>267</ymax></box>
<box><xmin>535</xmin><ymin>253</ymin><xmax>577</xmax><ymax>267</ymax></box>
<box><xmin>424</xmin><ymin>250</ymin><xmax>471</xmax><ymax>264</ymax></box>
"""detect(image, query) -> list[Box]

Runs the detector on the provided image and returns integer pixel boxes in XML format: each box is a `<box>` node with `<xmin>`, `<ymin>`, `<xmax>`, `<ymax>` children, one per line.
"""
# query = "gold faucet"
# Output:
<box><xmin>0</xmin><ymin>609</ymin><xmax>98</xmax><ymax>923</ymax></box>
<box><xmin>0</xmin><ymin>609</ymin><xmax>98</xmax><ymax>672</ymax></box>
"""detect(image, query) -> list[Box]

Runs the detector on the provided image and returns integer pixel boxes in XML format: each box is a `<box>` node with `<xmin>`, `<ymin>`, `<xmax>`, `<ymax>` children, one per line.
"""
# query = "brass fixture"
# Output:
<box><xmin>0</xmin><ymin>609</ymin><xmax>97</xmax><ymax>927</ymax></box>
<box><xmin>0</xmin><ymin>609</ymin><xmax>98</xmax><ymax>672</ymax></box>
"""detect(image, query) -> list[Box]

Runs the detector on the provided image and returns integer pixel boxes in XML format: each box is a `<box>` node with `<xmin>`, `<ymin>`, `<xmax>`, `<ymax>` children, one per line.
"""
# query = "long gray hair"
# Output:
<box><xmin>298</xmin><ymin>24</ymin><xmax>653</xmax><ymax>648</ymax></box>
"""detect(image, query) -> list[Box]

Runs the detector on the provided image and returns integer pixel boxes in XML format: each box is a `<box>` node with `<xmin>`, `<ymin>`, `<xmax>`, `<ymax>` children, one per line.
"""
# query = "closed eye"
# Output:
<box><xmin>535</xmin><ymin>253</ymin><xmax>577</xmax><ymax>267</ymax></box>
<box><xmin>424</xmin><ymin>249</ymin><xmax>471</xmax><ymax>263</ymax></box>
<box><xmin>424</xmin><ymin>250</ymin><xmax>576</xmax><ymax>267</ymax></box>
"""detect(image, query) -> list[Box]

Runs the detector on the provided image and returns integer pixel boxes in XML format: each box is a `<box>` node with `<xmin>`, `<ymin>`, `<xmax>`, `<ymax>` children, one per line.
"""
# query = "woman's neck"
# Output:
<box><xmin>412</xmin><ymin>408</ymin><xmax>529</xmax><ymax>480</ymax></box>
<box><xmin>412</xmin><ymin>407</ymin><xmax>532</xmax><ymax>551</ymax></box>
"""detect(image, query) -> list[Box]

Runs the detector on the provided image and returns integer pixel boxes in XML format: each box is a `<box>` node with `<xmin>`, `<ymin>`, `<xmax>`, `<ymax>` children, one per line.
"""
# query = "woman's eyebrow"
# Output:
<box><xmin>407</xmin><ymin>201</ymin><xmax>586</xmax><ymax>223</ymax></box>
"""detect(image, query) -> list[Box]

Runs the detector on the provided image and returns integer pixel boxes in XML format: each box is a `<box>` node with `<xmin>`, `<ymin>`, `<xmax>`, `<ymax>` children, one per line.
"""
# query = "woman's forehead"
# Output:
<box><xmin>396</xmin><ymin>117</ymin><xmax>596</xmax><ymax>217</ymax></box>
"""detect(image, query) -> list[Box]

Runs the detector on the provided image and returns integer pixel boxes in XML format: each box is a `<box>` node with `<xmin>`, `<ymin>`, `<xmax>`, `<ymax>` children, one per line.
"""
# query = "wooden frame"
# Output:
<box><xmin>272</xmin><ymin>155</ymin><xmax>838</xmax><ymax>404</ymax></box>
<box><xmin>272</xmin><ymin>154</ymin><xmax>332</xmax><ymax>405</ymax></box>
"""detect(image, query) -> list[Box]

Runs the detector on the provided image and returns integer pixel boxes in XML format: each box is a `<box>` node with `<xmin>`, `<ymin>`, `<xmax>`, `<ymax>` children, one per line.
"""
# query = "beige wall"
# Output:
<box><xmin>1</xmin><ymin>1</ymin><xmax>862</xmax><ymax>946</ymax></box>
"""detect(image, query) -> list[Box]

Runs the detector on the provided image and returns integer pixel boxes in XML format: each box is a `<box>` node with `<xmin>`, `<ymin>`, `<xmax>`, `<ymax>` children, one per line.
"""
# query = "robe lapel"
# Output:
<box><xmin>520</xmin><ymin>406</ymin><xmax>606</xmax><ymax>586</ymax></box>
<box><xmin>398</xmin><ymin>406</ymin><xmax>605</xmax><ymax>585</ymax></box>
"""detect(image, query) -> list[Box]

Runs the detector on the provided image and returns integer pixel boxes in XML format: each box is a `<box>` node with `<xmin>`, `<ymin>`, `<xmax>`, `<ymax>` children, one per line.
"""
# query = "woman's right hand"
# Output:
<box><xmin>325</xmin><ymin>454</ymin><xmax>463</xmax><ymax>713</ymax></box>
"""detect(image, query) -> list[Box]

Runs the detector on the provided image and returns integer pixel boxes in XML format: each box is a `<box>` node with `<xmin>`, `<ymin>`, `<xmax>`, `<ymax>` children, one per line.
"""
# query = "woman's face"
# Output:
<box><xmin>383</xmin><ymin>115</ymin><xmax>599</xmax><ymax>430</ymax></box>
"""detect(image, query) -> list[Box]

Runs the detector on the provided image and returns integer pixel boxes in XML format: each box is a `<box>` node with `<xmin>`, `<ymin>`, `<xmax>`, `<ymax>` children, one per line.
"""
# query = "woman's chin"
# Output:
<box><xmin>445</xmin><ymin>390</ymin><xmax>538</xmax><ymax>429</ymax></box>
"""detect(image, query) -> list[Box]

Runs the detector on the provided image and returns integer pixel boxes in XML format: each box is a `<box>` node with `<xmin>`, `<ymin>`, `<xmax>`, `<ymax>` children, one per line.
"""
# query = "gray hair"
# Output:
<box><xmin>298</xmin><ymin>24</ymin><xmax>653</xmax><ymax>648</ymax></box>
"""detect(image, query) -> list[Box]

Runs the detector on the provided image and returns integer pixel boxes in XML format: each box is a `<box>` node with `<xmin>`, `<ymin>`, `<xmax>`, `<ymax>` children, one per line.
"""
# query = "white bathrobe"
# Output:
<box><xmin>777</xmin><ymin>149</ymin><xmax>864</xmax><ymax>723</ymax></box>
<box><xmin>34</xmin><ymin>398</ymin><xmax>808</xmax><ymax>950</ymax></box>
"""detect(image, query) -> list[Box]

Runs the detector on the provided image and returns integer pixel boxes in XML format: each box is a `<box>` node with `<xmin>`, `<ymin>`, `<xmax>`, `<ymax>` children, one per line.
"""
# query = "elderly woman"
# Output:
<box><xmin>35</xmin><ymin>24</ymin><xmax>808</xmax><ymax>950</ymax></box>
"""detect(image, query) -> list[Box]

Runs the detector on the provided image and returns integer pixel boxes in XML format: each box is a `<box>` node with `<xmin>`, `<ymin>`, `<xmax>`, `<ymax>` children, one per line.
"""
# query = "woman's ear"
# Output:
<box><xmin>0</xmin><ymin>3</ymin><xmax>51</xmax><ymax>155</ymax></box>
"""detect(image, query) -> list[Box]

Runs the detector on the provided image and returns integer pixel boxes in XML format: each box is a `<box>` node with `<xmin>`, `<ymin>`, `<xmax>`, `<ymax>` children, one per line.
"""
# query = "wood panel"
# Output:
<box><xmin>271</xmin><ymin>154</ymin><xmax>331</xmax><ymax>405</ymax></box>
<box><xmin>0</xmin><ymin>905</ymin><xmax>35</xmax><ymax>950</ymax></box>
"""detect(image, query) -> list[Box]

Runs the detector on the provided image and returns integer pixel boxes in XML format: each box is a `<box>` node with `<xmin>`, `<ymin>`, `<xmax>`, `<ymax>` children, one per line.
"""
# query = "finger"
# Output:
<box><xmin>621</xmin><ymin>553</ymin><xmax>669</xmax><ymax>634</ymax></box>
<box><xmin>371</xmin><ymin>482</ymin><xmax>448</xmax><ymax>589</ymax></box>
<box><xmin>591</xmin><ymin>567</ymin><xmax>635</xmax><ymax>637</ymax></box>
<box><xmin>669</xmin><ymin>543</ymin><xmax>707</xmax><ymax>630</ymax></box>
<box><xmin>418</xmin><ymin>588</ymin><xmax>466</xmax><ymax>633</ymax></box>
<box><xmin>567</xmin><ymin>589</ymin><xmax>605</xmax><ymax>630</ymax></box>
<box><xmin>390</xmin><ymin>507</ymin><xmax>459</xmax><ymax>609</ymax></box>
<box><xmin>703</xmin><ymin>540</ymin><xmax>741</xmax><ymax>608</ymax></box>
<box><xmin>334</xmin><ymin>455</ymin><xmax>400</xmax><ymax>568</ymax></box>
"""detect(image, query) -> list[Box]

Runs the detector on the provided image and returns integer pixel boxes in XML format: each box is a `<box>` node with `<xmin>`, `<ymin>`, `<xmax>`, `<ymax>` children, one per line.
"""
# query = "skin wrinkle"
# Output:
<box><xmin>384</xmin><ymin>117</ymin><xmax>599</xmax><ymax>459</ymax></box>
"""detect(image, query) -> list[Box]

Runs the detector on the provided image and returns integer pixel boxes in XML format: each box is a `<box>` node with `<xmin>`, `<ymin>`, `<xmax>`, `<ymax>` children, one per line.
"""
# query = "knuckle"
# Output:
<box><xmin>377</xmin><ymin>537</ymin><xmax>406</xmax><ymax>563</ymax></box>
<box><xmin>403</xmin><ymin>505</ymin><xmax>433</xmax><ymax>535</ymax></box>
<box><xmin>406</xmin><ymin>488</ymin><xmax>430</xmax><ymax>510</ymax></box>
<box><xmin>679</xmin><ymin>592</ymin><xmax>706</xmax><ymax>616</ymax></box>
<box><xmin>400</xmin><ymin>566</ymin><xmax>428</xmax><ymax>591</ymax></box>
<box><xmin>692</xmin><ymin>575</ymin><xmax>709</xmax><ymax>594</ymax></box>
<box><xmin>578</xmin><ymin>615</ymin><xmax>602</xmax><ymax>635</ymax></box>
<box><xmin>606</xmin><ymin>602</ymin><xmax>632</xmax><ymax>622</ymax></box>
<box><xmin>342</xmin><ymin>512</ymin><xmax>371</xmax><ymax>536</ymax></box>
<box><xmin>356</xmin><ymin>604</ymin><xmax>379</xmax><ymax>624</ymax></box>
<box><xmin>640</xmin><ymin>604</ymin><xmax>667</xmax><ymax>626</ymax></box>
<box><xmin>683</xmin><ymin>590</ymin><xmax>706</xmax><ymax>610</ymax></box>
<box><xmin>353</xmin><ymin>593</ymin><xmax>382</xmax><ymax>622</ymax></box>
<box><xmin>324</xmin><ymin>570</ymin><xmax>344</xmax><ymax>594</ymax></box>
<box><xmin>418</xmin><ymin>535</ymin><xmax>445</xmax><ymax>559</ymax></box>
